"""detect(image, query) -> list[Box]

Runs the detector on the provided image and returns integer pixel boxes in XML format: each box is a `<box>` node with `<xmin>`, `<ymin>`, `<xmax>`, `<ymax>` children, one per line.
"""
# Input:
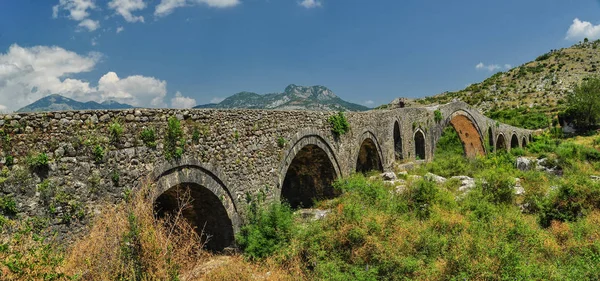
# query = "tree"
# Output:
<box><xmin>565</xmin><ymin>76</ymin><xmax>600</xmax><ymax>129</ymax></box>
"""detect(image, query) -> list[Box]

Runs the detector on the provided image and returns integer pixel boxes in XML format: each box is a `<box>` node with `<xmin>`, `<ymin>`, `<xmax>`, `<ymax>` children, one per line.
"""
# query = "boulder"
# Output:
<box><xmin>381</xmin><ymin>172</ymin><xmax>397</xmax><ymax>181</ymax></box>
<box><xmin>514</xmin><ymin>178</ymin><xmax>525</xmax><ymax>195</ymax></box>
<box><xmin>425</xmin><ymin>172</ymin><xmax>446</xmax><ymax>184</ymax></box>
<box><xmin>516</xmin><ymin>157</ymin><xmax>534</xmax><ymax>171</ymax></box>
<box><xmin>451</xmin><ymin>176</ymin><xmax>475</xmax><ymax>193</ymax></box>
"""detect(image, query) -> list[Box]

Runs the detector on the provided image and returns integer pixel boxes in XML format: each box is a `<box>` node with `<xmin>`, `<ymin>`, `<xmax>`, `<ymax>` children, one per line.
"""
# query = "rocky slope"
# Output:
<box><xmin>17</xmin><ymin>94</ymin><xmax>133</xmax><ymax>113</ymax></box>
<box><xmin>195</xmin><ymin>84</ymin><xmax>369</xmax><ymax>111</ymax></box>
<box><xmin>386</xmin><ymin>40</ymin><xmax>600</xmax><ymax>114</ymax></box>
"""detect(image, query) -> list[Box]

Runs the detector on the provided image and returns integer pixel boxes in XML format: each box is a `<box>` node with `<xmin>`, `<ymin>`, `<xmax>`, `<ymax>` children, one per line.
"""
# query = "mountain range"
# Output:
<box><xmin>16</xmin><ymin>94</ymin><xmax>133</xmax><ymax>113</ymax></box>
<box><xmin>194</xmin><ymin>84</ymin><xmax>369</xmax><ymax>111</ymax></box>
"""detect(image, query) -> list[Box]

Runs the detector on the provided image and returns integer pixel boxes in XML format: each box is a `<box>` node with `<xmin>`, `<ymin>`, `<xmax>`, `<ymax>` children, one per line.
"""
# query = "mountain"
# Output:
<box><xmin>194</xmin><ymin>85</ymin><xmax>369</xmax><ymax>111</ymax></box>
<box><xmin>385</xmin><ymin>40</ymin><xmax>600</xmax><ymax>114</ymax></box>
<box><xmin>17</xmin><ymin>94</ymin><xmax>133</xmax><ymax>113</ymax></box>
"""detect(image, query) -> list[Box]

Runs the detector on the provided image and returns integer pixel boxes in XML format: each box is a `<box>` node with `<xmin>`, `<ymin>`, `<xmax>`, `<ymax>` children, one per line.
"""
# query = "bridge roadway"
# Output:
<box><xmin>0</xmin><ymin>101</ymin><xmax>533</xmax><ymax>250</ymax></box>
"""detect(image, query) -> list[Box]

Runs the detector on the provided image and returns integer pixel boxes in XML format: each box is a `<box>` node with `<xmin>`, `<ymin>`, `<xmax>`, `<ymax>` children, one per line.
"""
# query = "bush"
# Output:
<box><xmin>164</xmin><ymin>116</ymin><xmax>184</xmax><ymax>160</ymax></box>
<box><xmin>477</xmin><ymin>168</ymin><xmax>515</xmax><ymax>204</ymax></box>
<box><xmin>539</xmin><ymin>176</ymin><xmax>600</xmax><ymax>227</ymax></box>
<box><xmin>564</xmin><ymin>76</ymin><xmax>600</xmax><ymax>129</ymax></box>
<box><xmin>93</xmin><ymin>145</ymin><xmax>105</xmax><ymax>164</ymax></box>
<box><xmin>192</xmin><ymin>127</ymin><xmax>201</xmax><ymax>144</ymax></box>
<box><xmin>0</xmin><ymin>194</ymin><xmax>17</xmax><ymax>216</ymax></box>
<box><xmin>237</xmin><ymin>202</ymin><xmax>294</xmax><ymax>260</ymax></box>
<box><xmin>27</xmin><ymin>152</ymin><xmax>49</xmax><ymax>170</ymax></box>
<box><xmin>139</xmin><ymin>127</ymin><xmax>156</xmax><ymax>148</ymax></box>
<box><xmin>328</xmin><ymin>112</ymin><xmax>350</xmax><ymax>137</ymax></box>
<box><xmin>277</xmin><ymin>136</ymin><xmax>286</xmax><ymax>148</ymax></box>
<box><xmin>109</xmin><ymin>120</ymin><xmax>124</xmax><ymax>144</ymax></box>
<box><xmin>434</xmin><ymin>110</ymin><xmax>443</xmax><ymax>123</ymax></box>
<box><xmin>407</xmin><ymin>179</ymin><xmax>438</xmax><ymax>219</ymax></box>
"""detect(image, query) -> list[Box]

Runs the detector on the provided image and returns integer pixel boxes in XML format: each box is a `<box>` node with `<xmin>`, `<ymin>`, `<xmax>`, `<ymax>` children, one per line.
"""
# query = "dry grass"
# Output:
<box><xmin>63</xmin><ymin>181</ymin><xmax>210</xmax><ymax>280</ymax></box>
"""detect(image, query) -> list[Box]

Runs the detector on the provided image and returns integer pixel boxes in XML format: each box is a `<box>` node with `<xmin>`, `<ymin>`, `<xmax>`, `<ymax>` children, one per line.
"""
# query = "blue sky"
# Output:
<box><xmin>0</xmin><ymin>0</ymin><xmax>599</xmax><ymax>111</ymax></box>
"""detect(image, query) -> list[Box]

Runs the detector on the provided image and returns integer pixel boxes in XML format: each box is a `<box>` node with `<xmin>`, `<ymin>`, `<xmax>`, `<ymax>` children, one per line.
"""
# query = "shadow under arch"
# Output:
<box><xmin>511</xmin><ymin>133</ymin><xmax>519</xmax><ymax>149</ymax></box>
<box><xmin>356</xmin><ymin>130</ymin><xmax>384</xmax><ymax>174</ymax></box>
<box><xmin>393</xmin><ymin>120</ymin><xmax>404</xmax><ymax>161</ymax></box>
<box><xmin>496</xmin><ymin>133</ymin><xmax>507</xmax><ymax>151</ymax></box>
<box><xmin>279</xmin><ymin>132</ymin><xmax>342</xmax><ymax>209</ymax></box>
<box><xmin>152</xmin><ymin>159</ymin><xmax>239</xmax><ymax>252</ymax></box>
<box><xmin>414</xmin><ymin>129</ymin><xmax>426</xmax><ymax>160</ymax></box>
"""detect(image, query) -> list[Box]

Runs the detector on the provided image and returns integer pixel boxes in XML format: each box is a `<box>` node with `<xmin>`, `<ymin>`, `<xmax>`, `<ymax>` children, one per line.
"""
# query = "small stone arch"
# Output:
<box><xmin>522</xmin><ymin>136</ymin><xmax>527</xmax><ymax>147</ymax></box>
<box><xmin>153</xmin><ymin>159</ymin><xmax>239</xmax><ymax>252</ymax></box>
<box><xmin>356</xmin><ymin>130</ymin><xmax>384</xmax><ymax>174</ymax></box>
<box><xmin>496</xmin><ymin>133</ymin><xmax>507</xmax><ymax>151</ymax></box>
<box><xmin>414</xmin><ymin>129</ymin><xmax>426</xmax><ymax>160</ymax></box>
<box><xmin>393</xmin><ymin>120</ymin><xmax>404</xmax><ymax>161</ymax></box>
<box><xmin>437</xmin><ymin>110</ymin><xmax>485</xmax><ymax>158</ymax></box>
<box><xmin>279</xmin><ymin>131</ymin><xmax>342</xmax><ymax>209</ymax></box>
<box><xmin>529</xmin><ymin>134</ymin><xmax>533</xmax><ymax>143</ymax></box>
<box><xmin>511</xmin><ymin>133</ymin><xmax>519</xmax><ymax>149</ymax></box>
<box><xmin>488</xmin><ymin>127</ymin><xmax>494</xmax><ymax>150</ymax></box>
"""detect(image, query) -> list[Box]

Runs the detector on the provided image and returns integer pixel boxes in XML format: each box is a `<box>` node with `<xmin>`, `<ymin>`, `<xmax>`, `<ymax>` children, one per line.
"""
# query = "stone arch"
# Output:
<box><xmin>279</xmin><ymin>132</ymin><xmax>342</xmax><ymax>209</ymax></box>
<box><xmin>356</xmin><ymin>131</ymin><xmax>384</xmax><ymax>173</ymax></box>
<box><xmin>496</xmin><ymin>133</ymin><xmax>507</xmax><ymax>151</ymax></box>
<box><xmin>438</xmin><ymin>110</ymin><xmax>485</xmax><ymax>158</ymax></box>
<box><xmin>522</xmin><ymin>136</ymin><xmax>527</xmax><ymax>147</ymax></box>
<box><xmin>529</xmin><ymin>134</ymin><xmax>533</xmax><ymax>143</ymax></box>
<box><xmin>153</xmin><ymin>159</ymin><xmax>239</xmax><ymax>252</ymax></box>
<box><xmin>511</xmin><ymin>133</ymin><xmax>519</xmax><ymax>149</ymax></box>
<box><xmin>393</xmin><ymin>120</ymin><xmax>404</xmax><ymax>161</ymax></box>
<box><xmin>414</xmin><ymin>129</ymin><xmax>426</xmax><ymax>160</ymax></box>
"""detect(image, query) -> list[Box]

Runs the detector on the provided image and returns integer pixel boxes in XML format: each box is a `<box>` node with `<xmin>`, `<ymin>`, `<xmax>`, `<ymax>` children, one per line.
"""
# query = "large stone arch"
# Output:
<box><xmin>152</xmin><ymin>159</ymin><xmax>239</xmax><ymax>252</ymax></box>
<box><xmin>496</xmin><ymin>133</ymin><xmax>507</xmax><ymax>151</ymax></box>
<box><xmin>437</xmin><ymin>110</ymin><xmax>486</xmax><ymax>158</ymax></box>
<box><xmin>355</xmin><ymin>130</ymin><xmax>384</xmax><ymax>174</ymax></box>
<box><xmin>488</xmin><ymin>126</ymin><xmax>494</xmax><ymax>149</ymax></box>
<box><xmin>393</xmin><ymin>120</ymin><xmax>404</xmax><ymax>161</ymax></box>
<box><xmin>279</xmin><ymin>131</ymin><xmax>342</xmax><ymax>209</ymax></box>
<box><xmin>511</xmin><ymin>133</ymin><xmax>519</xmax><ymax>149</ymax></box>
<box><xmin>414</xmin><ymin>128</ymin><xmax>427</xmax><ymax>160</ymax></box>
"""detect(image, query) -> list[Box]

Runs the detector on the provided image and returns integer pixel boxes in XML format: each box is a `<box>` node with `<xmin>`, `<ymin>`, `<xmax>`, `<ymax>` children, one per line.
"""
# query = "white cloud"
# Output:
<box><xmin>171</xmin><ymin>91</ymin><xmax>196</xmax><ymax>108</ymax></box>
<box><xmin>78</xmin><ymin>19</ymin><xmax>100</xmax><ymax>31</ymax></box>
<box><xmin>53</xmin><ymin>0</ymin><xmax>100</xmax><ymax>32</ymax></box>
<box><xmin>0</xmin><ymin>44</ymin><xmax>174</xmax><ymax>111</ymax></box>
<box><xmin>155</xmin><ymin>0</ymin><xmax>240</xmax><ymax>17</ymax></box>
<box><xmin>210</xmin><ymin>97</ymin><xmax>225</xmax><ymax>104</ymax></box>
<box><xmin>475</xmin><ymin>62</ymin><xmax>510</xmax><ymax>72</ymax></box>
<box><xmin>566</xmin><ymin>18</ymin><xmax>600</xmax><ymax>41</ymax></box>
<box><xmin>116</xmin><ymin>26</ymin><xmax>125</xmax><ymax>33</ymax></box>
<box><xmin>364</xmin><ymin>100</ymin><xmax>374</xmax><ymax>106</ymax></box>
<box><xmin>299</xmin><ymin>0</ymin><xmax>321</xmax><ymax>8</ymax></box>
<box><xmin>108</xmin><ymin>0</ymin><xmax>147</xmax><ymax>23</ymax></box>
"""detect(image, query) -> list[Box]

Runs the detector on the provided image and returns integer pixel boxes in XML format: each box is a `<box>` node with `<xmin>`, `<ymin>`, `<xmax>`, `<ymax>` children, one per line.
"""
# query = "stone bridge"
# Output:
<box><xmin>0</xmin><ymin>101</ymin><xmax>532</xmax><ymax>250</ymax></box>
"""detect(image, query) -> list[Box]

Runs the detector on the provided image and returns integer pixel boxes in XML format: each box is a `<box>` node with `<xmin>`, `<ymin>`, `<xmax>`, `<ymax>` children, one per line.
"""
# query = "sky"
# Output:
<box><xmin>0</xmin><ymin>0</ymin><xmax>599</xmax><ymax>112</ymax></box>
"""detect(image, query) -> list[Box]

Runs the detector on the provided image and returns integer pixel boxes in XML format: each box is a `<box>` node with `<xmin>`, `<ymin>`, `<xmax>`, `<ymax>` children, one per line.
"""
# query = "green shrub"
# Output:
<box><xmin>539</xmin><ymin>176</ymin><xmax>600</xmax><ymax>227</ymax></box>
<box><xmin>434</xmin><ymin>110</ymin><xmax>443</xmax><ymax>123</ymax></box>
<box><xmin>0</xmin><ymin>195</ymin><xmax>17</xmax><ymax>216</ymax></box>
<box><xmin>93</xmin><ymin>145</ymin><xmax>105</xmax><ymax>164</ymax></box>
<box><xmin>139</xmin><ymin>128</ymin><xmax>156</xmax><ymax>148</ymax></box>
<box><xmin>109</xmin><ymin>120</ymin><xmax>124</xmax><ymax>144</ymax></box>
<box><xmin>328</xmin><ymin>112</ymin><xmax>350</xmax><ymax>137</ymax></box>
<box><xmin>192</xmin><ymin>127</ymin><xmax>201</xmax><ymax>144</ymax></box>
<box><xmin>407</xmin><ymin>179</ymin><xmax>438</xmax><ymax>219</ymax></box>
<box><xmin>477</xmin><ymin>168</ymin><xmax>515</xmax><ymax>204</ymax></box>
<box><xmin>164</xmin><ymin>116</ymin><xmax>185</xmax><ymax>160</ymax></box>
<box><xmin>277</xmin><ymin>136</ymin><xmax>286</xmax><ymax>148</ymax></box>
<box><xmin>27</xmin><ymin>152</ymin><xmax>49</xmax><ymax>170</ymax></box>
<box><xmin>237</xmin><ymin>202</ymin><xmax>294</xmax><ymax>260</ymax></box>
<box><xmin>111</xmin><ymin>170</ymin><xmax>120</xmax><ymax>186</ymax></box>
<box><xmin>510</xmin><ymin>147</ymin><xmax>525</xmax><ymax>157</ymax></box>
<box><xmin>4</xmin><ymin>155</ymin><xmax>13</xmax><ymax>167</ymax></box>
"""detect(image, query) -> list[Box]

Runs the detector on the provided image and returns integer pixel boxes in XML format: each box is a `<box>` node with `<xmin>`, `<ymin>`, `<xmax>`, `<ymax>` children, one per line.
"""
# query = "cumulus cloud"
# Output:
<box><xmin>566</xmin><ymin>18</ymin><xmax>600</xmax><ymax>41</ymax></box>
<box><xmin>299</xmin><ymin>0</ymin><xmax>322</xmax><ymax>8</ymax></box>
<box><xmin>53</xmin><ymin>0</ymin><xmax>100</xmax><ymax>32</ymax></box>
<box><xmin>108</xmin><ymin>0</ymin><xmax>147</xmax><ymax>23</ymax></box>
<box><xmin>171</xmin><ymin>91</ymin><xmax>197</xmax><ymax>108</ymax></box>
<box><xmin>475</xmin><ymin>62</ymin><xmax>511</xmax><ymax>72</ymax></box>
<box><xmin>116</xmin><ymin>26</ymin><xmax>125</xmax><ymax>33</ymax></box>
<box><xmin>78</xmin><ymin>19</ymin><xmax>100</xmax><ymax>31</ymax></box>
<box><xmin>0</xmin><ymin>44</ymin><xmax>180</xmax><ymax>111</ymax></box>
<box><xmin>155</xmin><ymin>0</ymin><xmax>240</xmax><ymax>17</ymax></box>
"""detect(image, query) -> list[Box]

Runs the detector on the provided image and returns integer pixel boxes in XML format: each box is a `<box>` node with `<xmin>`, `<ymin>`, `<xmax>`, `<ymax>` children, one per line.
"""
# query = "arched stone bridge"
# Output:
<box><xmin>0</xmin><ymin>101</ymin><xmax>532</xmax><ymax>250</ymax></box>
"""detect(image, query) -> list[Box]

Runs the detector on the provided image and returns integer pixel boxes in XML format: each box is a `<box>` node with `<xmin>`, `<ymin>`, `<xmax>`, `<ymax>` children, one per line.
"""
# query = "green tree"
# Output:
<box><xmin>565</xmin><ymin>76</ymin><xmax>600</xmax><ymax>129</ymax></box>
